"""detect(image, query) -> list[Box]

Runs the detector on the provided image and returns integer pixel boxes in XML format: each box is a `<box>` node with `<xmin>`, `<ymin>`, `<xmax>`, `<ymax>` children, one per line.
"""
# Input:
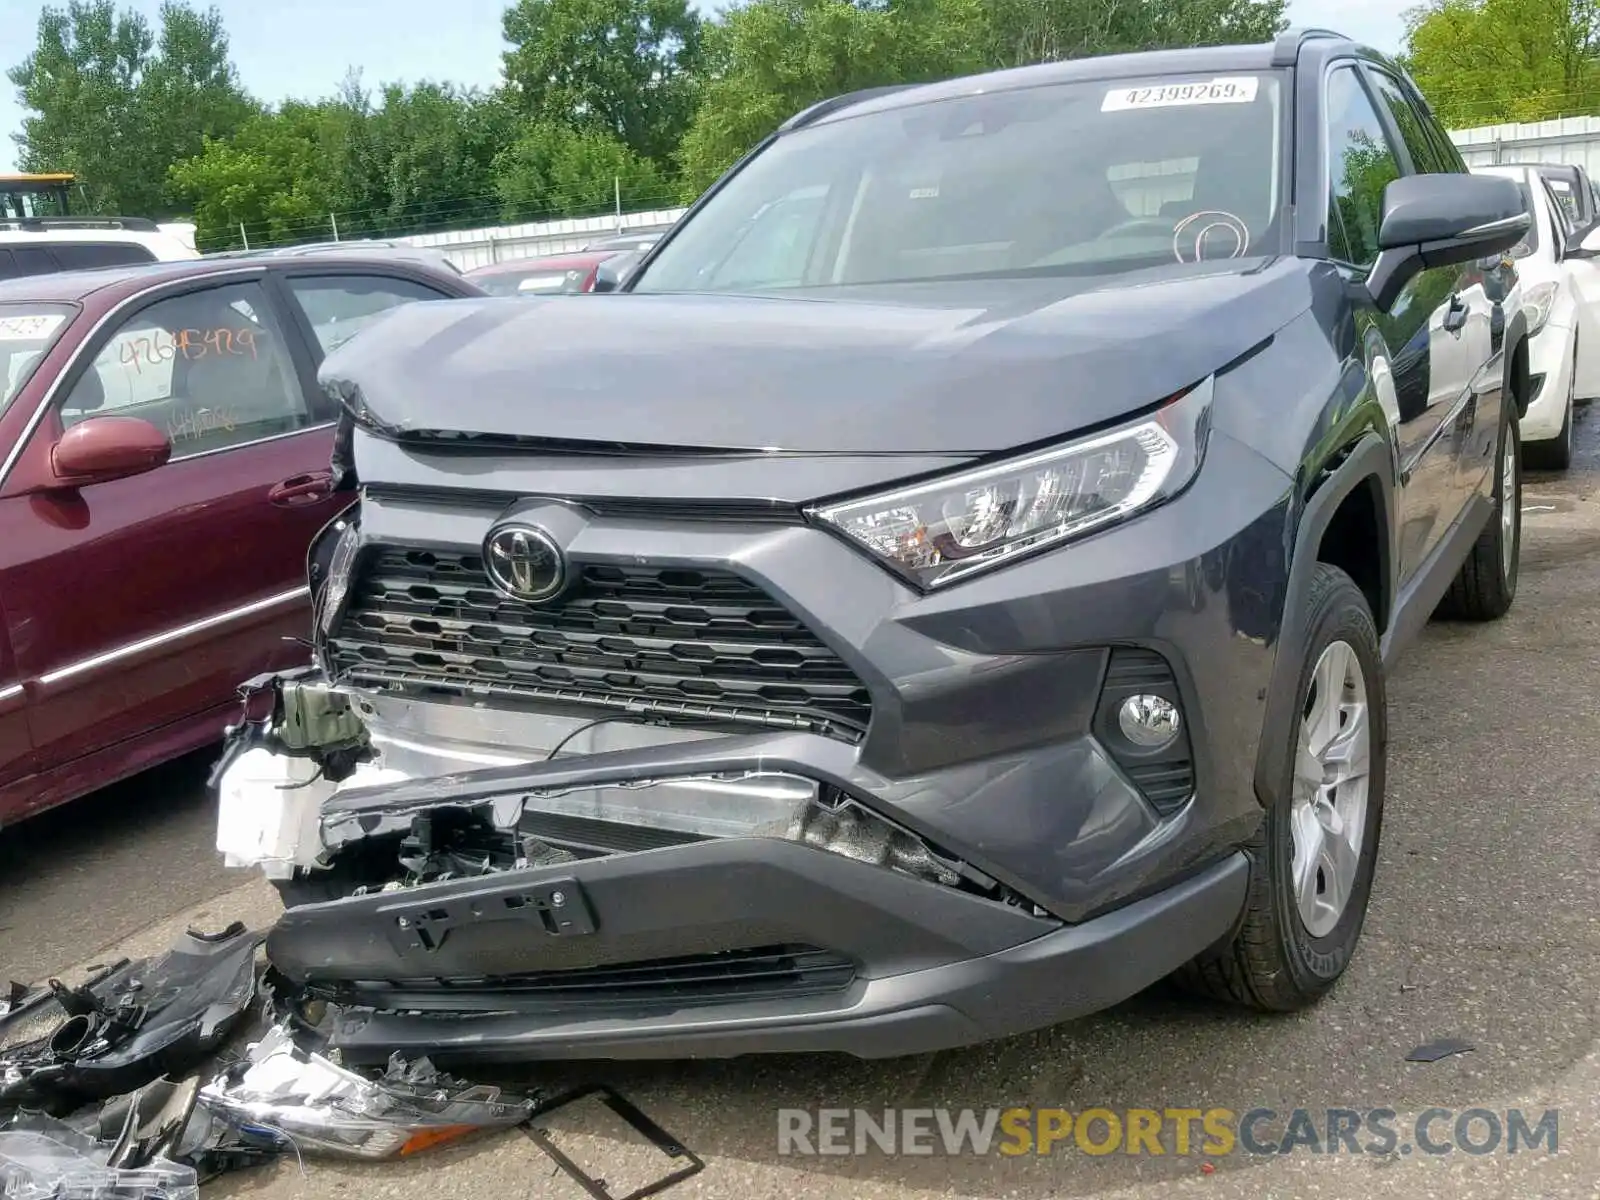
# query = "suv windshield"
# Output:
<box><xmin>636</xmin><ymin>71</ymin><xmax>1284</xmax><ymax>293</ymax></box>
<box><xmin>0</xmin><ymin>303</ymin><xmax>73</xmax><ymax>416</ymax></box>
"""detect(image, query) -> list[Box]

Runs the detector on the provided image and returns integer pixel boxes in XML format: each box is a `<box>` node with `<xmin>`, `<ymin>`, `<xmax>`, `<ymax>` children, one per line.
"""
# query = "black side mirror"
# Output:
<box><xmin>591</xmin><ymin>249</ymin><xmax>645</xmax><ymax>293</ymax></box>
<box><xmin>1366</xmin><ymin>174</ymin><xmax>1529</xmax><ymax>310</ymax></box>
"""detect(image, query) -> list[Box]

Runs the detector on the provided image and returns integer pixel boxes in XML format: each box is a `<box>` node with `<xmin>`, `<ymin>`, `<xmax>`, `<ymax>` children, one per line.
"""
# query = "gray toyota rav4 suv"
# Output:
<box><xmin>217</xmin><ymin>29</ymin><xmax>1531</xmax><ymax>1065</ymax></box>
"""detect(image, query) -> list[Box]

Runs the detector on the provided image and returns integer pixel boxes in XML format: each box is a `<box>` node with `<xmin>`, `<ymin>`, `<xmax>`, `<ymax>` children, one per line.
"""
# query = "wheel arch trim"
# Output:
<box><xmin>1504</xmin><ymin>305</ymin><xmax>1531</xmax><ymax>417</ymax></box>
<box><xmin>1252</xmin><ymin>434</ymin><xmax>1396</xmax><ymax>810</ymax></box>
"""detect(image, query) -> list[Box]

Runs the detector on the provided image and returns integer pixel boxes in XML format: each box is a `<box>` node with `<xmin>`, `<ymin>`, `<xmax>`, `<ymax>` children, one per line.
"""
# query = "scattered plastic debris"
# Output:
<box><xmin>1405</xmin><ymin>1037</ymin><xmax>1475</xmax><ymax>1063</ymax></box>
<box><xmin>0</xmin><ymin>981</ymin><xmax>48</xmax><ymax>1030</ymax></box>
<box><xmin>4</xmin><ymin>919</ymin><xmax>705</xmax><ymax>1192</ymax></box>
<box><xmin>0</xmin><ymin>1112</ymin><xmax>197</xmax><ymax>1200</ymax></box>
<box><xmin>196</xmin><ymin>1023</ymin><xmax>535</xmax><ymax>1160</ymax></box>
<box><xmin>0</xmin><ymin>926</ymin><xmax>260</xmax><ymax>1116</ymax></box>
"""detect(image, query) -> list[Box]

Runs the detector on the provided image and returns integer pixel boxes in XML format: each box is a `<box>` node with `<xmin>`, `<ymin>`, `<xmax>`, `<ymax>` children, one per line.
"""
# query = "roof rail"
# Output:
<box><xmin>780</xmin><ymin>83</ymin><xmax>917</xmax><ymax>132</ymax></box>
<box><xmin>0</xmin><ymin>215</ymin><xmax>159</xmax><ymax>233</ymax></box>
<box><xmin>1271</xmin><ymin>26</ymin><xmax>1351</xmax><ymax>67</ymax></box>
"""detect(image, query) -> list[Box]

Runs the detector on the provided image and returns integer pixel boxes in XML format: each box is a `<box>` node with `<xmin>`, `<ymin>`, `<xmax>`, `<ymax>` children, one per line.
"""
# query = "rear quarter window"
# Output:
<box><xmin>0</xmin><ymin>247</ymin><xmax>57</xmax><ymax>280</ymax></box>
<box><xmin>50</xmin><ymin>243</ymin><xmax>157</xmax><ymax>271</ymax></box>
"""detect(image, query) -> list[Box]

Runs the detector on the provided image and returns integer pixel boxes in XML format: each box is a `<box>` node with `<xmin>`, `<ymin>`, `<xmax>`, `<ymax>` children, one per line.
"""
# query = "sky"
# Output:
<box><xmin>0</xmin><ymin>0</ymin><xmax>1407</xmax><ymax>174</ymax></box>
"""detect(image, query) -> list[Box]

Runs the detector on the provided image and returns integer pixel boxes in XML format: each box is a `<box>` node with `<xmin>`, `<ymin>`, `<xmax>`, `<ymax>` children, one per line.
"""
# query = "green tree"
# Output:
<box><xmin>675</xmin><ymin>0</ymin><xmax>1288</xmax><ymax>195</ymax></box>
<box><xmin>502</xmin><ymin>0</ymin><xmax>704</xmax><ymax>163</ymax></box>
<box><xmin>8</xmin><ymin>0</ymin><xmax>256</xmax><ymax>216</ymax></box>
<box><xmin>675</xmin><ymin>0</ymin><xmax>990</xmax><ymax>193</ymax></box>
<box><xmin>1405</xmin><ymin>0</ymin><xmax>1600</xmax><ymax>126</ymax></box>
<box><xmin>167</xmin><ymin>103</ymin><xmax>342</xmax><ymax>248</ymax></box>
<box><xmin>493</xmin><ymin>121</ymin><xmax>667</xmax><ymax>220</ymax></box>
<box><xmin>138</xmin><ymin>4</ymin><xmax>258</xmax><ymax>187</ymax></box>
<box><xmin>981</xmin><ymin>0</ymin><xmax>1285</xmax><ymax>66</ymax></box>
<box><xmin>335</xmin><ymin>81</ymin><xmax>509</xmax><ymax>236</ymax></box>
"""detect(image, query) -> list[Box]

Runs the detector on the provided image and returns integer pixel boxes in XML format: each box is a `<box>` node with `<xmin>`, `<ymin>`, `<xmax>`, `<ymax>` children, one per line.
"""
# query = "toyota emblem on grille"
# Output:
<box><xmin>484</xmin><ymin>523</ymin><xmax>566</xmax><ymax>603</ymax></box>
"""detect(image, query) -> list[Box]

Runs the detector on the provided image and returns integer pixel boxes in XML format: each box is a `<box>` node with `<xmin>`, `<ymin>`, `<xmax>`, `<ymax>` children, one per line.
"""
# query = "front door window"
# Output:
<box><xmin>58</xmin><ymin>281</ymin><xmax>312</xmax><ymax>458</ymax></box>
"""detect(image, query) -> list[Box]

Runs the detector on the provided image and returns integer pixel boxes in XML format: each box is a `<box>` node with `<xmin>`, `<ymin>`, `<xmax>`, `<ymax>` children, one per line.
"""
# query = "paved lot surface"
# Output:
<box><xmin>7</xmin><ymin>408</ymin><xmax>1600</xmax><ymax>1198</ymax></box>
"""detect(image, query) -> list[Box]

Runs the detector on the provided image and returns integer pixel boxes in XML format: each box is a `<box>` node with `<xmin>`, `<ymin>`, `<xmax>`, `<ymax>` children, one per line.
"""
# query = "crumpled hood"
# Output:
<box><xmin>322</xmin><ymin>258</ymin><xmax>1313</xmax><ymax>454</ymax></box>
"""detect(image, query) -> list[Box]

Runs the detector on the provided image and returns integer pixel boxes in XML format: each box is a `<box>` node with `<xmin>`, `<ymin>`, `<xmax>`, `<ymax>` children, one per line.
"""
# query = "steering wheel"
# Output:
<box><xmin>1097</xmin><ymin>216</ymin><xmax>1178</xmax><ymax>240</ymax></box>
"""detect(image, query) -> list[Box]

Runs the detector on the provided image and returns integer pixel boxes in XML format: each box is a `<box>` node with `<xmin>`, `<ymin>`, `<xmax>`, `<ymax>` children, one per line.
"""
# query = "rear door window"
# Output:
<box><xmin>283</xmin><ymin>275</ymin><xmax>451</xmax><ymax>356</ymax></box>
<box><xmin>1542</xmin><ymin>177</ymin><xmax>1572</xmax><ymax>247</ymax></box>
<box><xmin>1543</xmin><ymin>172</ymin><xmax>1583</xmax><ymax>225</ymax></box>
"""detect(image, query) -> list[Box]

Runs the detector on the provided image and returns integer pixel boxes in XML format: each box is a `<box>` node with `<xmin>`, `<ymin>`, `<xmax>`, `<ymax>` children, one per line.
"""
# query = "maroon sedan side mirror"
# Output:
<box><xmin>51</xmin><ymin>415</ymin><xmax>172</xmax><ymax>487</ymax></box>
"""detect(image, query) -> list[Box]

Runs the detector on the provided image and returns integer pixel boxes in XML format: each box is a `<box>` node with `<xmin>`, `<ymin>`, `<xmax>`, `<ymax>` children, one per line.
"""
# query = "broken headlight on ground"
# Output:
<box><xmin>196</xmin><ymin>1025</ymin><xmax>533</xmax><ymax>1160</ymax></box>
<box><xmin>0</xmin><ymin>1112</ymin><xmax>198</xmax><ymax>1200</ymax></box>
<box><xmin>0</xmin><ymin>926</ymin><xmax>259</xmax><ymax>1117</ymax></box>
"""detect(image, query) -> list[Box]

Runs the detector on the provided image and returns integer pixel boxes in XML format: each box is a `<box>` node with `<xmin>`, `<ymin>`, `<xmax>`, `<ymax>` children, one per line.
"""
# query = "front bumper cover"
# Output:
<box><xmin>270</xmin><ymin>838</ymin><xmax>1247</xmax><ymax>1063</ymax></box>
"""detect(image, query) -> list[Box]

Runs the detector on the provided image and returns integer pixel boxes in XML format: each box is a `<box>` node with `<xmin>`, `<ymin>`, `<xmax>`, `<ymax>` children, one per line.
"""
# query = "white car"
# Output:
<box><xmin>0</xmin><ymin>217</ymin><xmax>199</xmax><ymax>281</ymax></box>
<box><xmin>1473</xmin><ymin>164</ymin><xmax>1600</xmax><ymax>469</ymax></box>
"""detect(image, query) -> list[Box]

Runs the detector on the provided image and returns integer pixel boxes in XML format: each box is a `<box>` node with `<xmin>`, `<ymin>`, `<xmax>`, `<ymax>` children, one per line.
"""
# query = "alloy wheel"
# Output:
<box><xmin>1290</xmin><ymin>639</ymin><xmax>1372</xmax><ymax>938</ymax></box>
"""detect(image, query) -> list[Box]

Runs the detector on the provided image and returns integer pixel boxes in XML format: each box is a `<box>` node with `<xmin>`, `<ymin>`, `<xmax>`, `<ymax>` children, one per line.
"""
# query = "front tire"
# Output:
<box><xmin>1177</xmin><ymin>563</ymin><xmax>1386</xmax><ymax>1011</ymax></box>
<box><xmin>1437</xmin><ymin>397</ymin><xmax>1520</xmax><ymax>620</ymax></box>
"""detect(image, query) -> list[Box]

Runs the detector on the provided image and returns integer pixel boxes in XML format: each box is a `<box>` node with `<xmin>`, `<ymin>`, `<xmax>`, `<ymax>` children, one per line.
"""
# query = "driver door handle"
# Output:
<box><xmin>269</xmin><ymin>470</ymin><xmax>334</xmax><ymax>507</ymax></box>
<box><xmin>1443</xmin><ymin>293</ymin><xmax>1469</xmax><ymax>334</ymax></box>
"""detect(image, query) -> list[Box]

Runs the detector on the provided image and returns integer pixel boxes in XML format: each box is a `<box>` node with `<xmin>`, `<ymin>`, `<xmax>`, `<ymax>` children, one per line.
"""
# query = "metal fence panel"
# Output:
<box><xmin>397</xmin><ymin>207</ymin><xmax>688</xmax><ymax>271</ymax></box>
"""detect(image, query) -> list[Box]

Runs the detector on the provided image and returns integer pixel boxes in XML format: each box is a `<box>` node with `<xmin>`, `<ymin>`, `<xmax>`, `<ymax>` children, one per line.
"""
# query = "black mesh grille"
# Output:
<box><xmin>327</xmin><ymin>548</ymin><xmax>872</xmax><ymax>740</ymax></box>
<box><xmin>322</xmin><ymin>945</ymin><xmax>857</xmax><ymax>1013</ymax></box>
<box><xmin>1125</xmin><ymin>760</ymin><xmax>1196</xmax><ymax>809</ymax></box>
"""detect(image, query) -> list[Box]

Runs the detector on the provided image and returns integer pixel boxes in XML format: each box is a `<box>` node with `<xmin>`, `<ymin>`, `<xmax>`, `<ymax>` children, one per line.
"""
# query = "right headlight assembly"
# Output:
<box><xmin>807</xmin><ymin>378</ymin><xmax>1212</xmax><ymax>590</ymax></box>
<box><xmin>1524</xmin><ymin>280</ymin><xmax>1560</xmax><ymax>336</ymax></box>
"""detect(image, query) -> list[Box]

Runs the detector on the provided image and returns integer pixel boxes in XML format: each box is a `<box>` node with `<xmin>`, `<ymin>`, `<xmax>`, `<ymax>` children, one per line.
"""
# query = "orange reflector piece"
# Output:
<box><xmin>399</xmin><ymin>1125</ymin><xmax>481</xmax><ymax>1156</ymax></box>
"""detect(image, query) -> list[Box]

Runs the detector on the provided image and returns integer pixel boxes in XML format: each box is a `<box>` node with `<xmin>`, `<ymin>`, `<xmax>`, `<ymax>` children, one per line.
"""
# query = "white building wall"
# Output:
<box><xmin>396</xmin><ymin>207</ymin><xmax>688</xmax><ymax>271</ymax></box>
<box><xmin>1450</xmin><ymin>116</ymin><xmax>1600</xmax><ymax>175</ymax></box>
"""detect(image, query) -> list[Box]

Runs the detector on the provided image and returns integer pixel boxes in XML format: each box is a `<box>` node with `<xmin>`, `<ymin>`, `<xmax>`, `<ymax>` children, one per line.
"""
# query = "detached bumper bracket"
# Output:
<box><xmin>521</xmin><ymin>1084</ymin><xmax>705</xmax><ymax>1200</ymax></box>
<box><xmin>386</xmin><ymin>876</ymin><xmax>597</xmax><ymax>958</ymax></box>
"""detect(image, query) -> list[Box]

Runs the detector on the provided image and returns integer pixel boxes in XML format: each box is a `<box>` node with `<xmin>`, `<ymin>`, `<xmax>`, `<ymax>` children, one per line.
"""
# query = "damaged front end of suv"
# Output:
<box><xmin>210</xmin><ymin>50</ymin><xmax>1439</xmax><ymax>1064</ymax></box>
<box><xmin>213</xmin><ymin>541</ymin><xmax>1137</xmax><ymax>1063</ymax></box>
<box><xmin>211</xmin><ymin>287</ymin><xmax>1269</xmax><ymax>1065</ymax></box>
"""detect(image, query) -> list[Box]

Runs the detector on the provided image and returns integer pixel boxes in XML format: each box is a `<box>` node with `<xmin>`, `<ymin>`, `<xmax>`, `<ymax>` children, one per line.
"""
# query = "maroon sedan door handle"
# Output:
<box><xmin>268</xmin><ymin>471</ymin><xmax>335</xmax><ymax>507</ymax></box>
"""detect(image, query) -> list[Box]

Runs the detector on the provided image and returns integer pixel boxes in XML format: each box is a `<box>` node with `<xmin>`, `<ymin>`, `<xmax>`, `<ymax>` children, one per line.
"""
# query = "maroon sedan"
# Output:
<box><xmin>465</xmin><ymin>249</ymin><xmax>625</xmax><ymax>295</ymax></box>
<box><xmin>0</xmin><ymin>254</ymin><xmax>482</xmax><ymax>827</ymax></box>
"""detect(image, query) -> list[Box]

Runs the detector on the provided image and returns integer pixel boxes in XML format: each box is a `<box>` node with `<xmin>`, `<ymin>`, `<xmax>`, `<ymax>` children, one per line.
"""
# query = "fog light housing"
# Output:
<box><xmin>1118</xmin><ymin>694</ymin><xmax>1181</xmax><ymax>748</ymax></box>
<box><xmin>1094</xmin><ymin>648</ymin><xmax>1196</xmax><ymax>815</ymax></box>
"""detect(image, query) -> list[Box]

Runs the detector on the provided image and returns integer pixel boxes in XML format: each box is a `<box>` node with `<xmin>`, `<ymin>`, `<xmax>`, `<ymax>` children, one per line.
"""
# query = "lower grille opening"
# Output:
<box><xmin>517</xmin><ymin>811</ymin><xmax>708</xmax><ymax>856</ymax></box>
<box><xmin>318</xmin><ymin>945</ymin><xmax>857</xmax><ymax>1013</ymax></box>
<box><xmin>1125</xmin><ymin>760</ymin><xmax>1196</xmax><ymax>809</ymax></box>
